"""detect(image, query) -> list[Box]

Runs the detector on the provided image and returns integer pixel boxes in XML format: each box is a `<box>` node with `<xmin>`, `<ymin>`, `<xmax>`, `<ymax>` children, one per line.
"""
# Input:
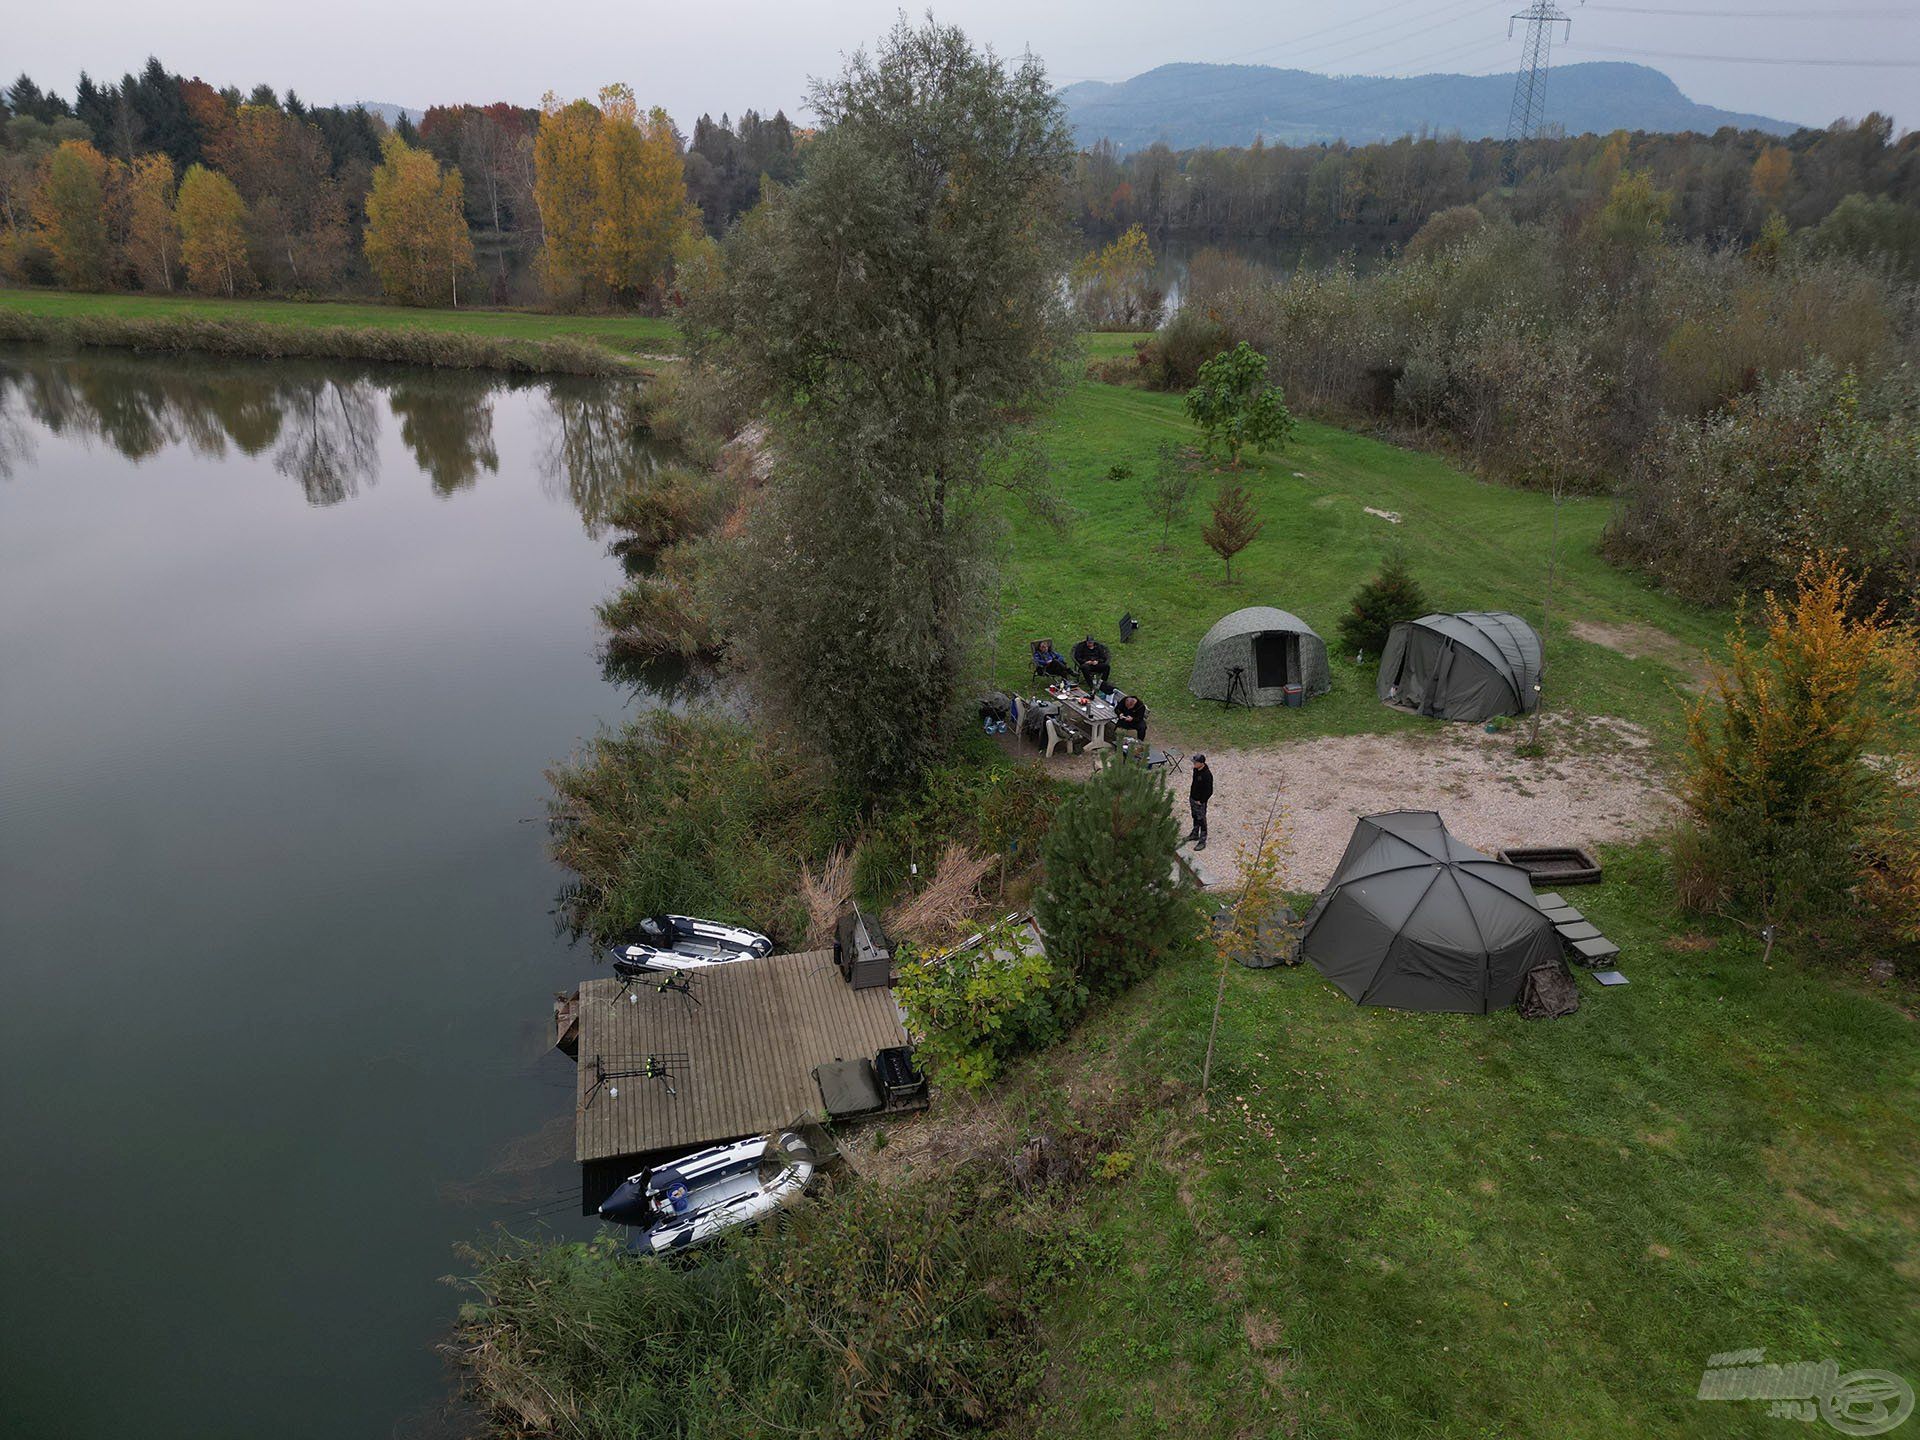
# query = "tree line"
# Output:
<box><xmin>1</xmin><ymin>59</ymin><xmax>800</xmax><ymax>307</ymax></box>
<box><xmin>1072</xmin><ymin>116</ymin><xmax>1920</xmax><ymax>263</ymax></box>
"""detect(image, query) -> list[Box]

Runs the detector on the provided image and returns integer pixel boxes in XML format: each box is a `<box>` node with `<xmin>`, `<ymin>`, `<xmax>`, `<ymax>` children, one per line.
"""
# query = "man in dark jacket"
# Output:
<box><xmin>1072</xmin><ymin>634</ymin><xmax>1112</xmax><ymax>691</ymax></box>
<box><xmin>1115</xmin><ymin>692</ymin><xmax>1148</xmax><ymax>743</ymax></box>
<box><xmin>1188</xmin><ymin>754</ymin><xmax>1213</xmax><ymax>850</ymax></box>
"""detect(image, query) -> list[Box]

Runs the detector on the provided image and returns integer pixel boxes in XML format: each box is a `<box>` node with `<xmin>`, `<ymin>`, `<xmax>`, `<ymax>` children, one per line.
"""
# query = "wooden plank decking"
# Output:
<box><xmin>573</xmin><ymin>950</ymin><xmax>909</xmax><ymax>1164</ymax></box>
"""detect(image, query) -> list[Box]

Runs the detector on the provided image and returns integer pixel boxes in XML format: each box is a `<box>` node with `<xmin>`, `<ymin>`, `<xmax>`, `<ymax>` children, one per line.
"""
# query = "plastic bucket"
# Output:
<box><xmin>1283</xmin><ymin>684</ymin><xmax>1305</xmax><ymax>708</ymax></box>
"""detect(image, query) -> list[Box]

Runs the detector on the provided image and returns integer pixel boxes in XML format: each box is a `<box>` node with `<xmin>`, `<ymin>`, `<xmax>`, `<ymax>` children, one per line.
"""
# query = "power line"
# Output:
<box><xmin>1585</xmin><ymin>4</ymin><xmax>1909</xmax><ymax>16</ymax></box>
<box><xmin>1567</xmin><ymin>39</ymin><xmax>1920</xmax><ymax>66</ymax></box>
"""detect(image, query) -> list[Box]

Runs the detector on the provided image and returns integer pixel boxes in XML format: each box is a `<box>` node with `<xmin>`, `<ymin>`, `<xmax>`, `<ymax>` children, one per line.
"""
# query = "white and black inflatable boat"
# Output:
<box><xmin>599</xmin><ymin>1131</ymin><xmax>816</xmax><ymax>1254</ymax></box>
<box><xmin>608</xmin><ymin>914</ymin><xmax>774</xmax><ymax>974</ymax></box>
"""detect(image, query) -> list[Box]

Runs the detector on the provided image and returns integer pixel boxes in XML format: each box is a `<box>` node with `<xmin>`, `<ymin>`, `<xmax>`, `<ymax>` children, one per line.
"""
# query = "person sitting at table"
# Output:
<box><xmin>1072</xmin><ymin>634</ymin><xmax>1112</xmax><ymax>691</ymax></box>
<box><xmin>1115</xmin><ymin>692</ymin><xmax>1148</xmax><ymax>743</ymax></box>
<box><xmin>1032</xmin><ymin>638</ymin><xmax>1074</xmax><ymax>680</ymax></box>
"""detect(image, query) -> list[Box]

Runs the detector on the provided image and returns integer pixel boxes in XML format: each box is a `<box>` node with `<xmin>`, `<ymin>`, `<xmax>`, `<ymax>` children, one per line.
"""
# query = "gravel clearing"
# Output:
<box><xmin>1165</xmin><ymin>715</ymin><xmax>1677</xmax><ymax>891</ymax></box>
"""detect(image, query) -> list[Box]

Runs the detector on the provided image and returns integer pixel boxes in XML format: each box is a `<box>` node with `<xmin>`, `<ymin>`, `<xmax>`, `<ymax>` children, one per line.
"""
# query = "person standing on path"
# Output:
<box><xmin>1188</xmin><ymin>754</ymin><xmax>1213</xmax><ymax>850</ymax></box>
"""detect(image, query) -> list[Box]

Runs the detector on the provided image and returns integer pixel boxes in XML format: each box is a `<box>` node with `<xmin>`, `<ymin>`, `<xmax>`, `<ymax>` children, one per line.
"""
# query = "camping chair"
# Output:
<box><xmin>1031</xmin><ymin>640</ymin><xmax>1072</xmax><ymax>681</ymax></box>
<box><xmin>1044</xmin><ymin>717</ymin><xmax>1081</xmax><ymax>758</ymax></box>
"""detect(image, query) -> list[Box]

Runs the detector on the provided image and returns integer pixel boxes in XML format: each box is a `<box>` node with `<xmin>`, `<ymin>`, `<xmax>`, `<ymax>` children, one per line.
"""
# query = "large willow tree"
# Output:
<box><xmin>693</xmin><ymin>16</ymin><xmax>1075</xmax><ymax>796</ymax></box>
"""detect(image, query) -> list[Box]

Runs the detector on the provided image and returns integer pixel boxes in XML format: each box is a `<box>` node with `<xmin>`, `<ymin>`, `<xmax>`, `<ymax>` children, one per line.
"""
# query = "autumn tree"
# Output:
<box><xmin>1202</xmin><ymin>480</ymin><xmax>1263</xmax><ymax>583</ymax></box>
<box><xmin>176</xmin><ymin>162</ymin><xmax>249</xmax><ymax>294</ymax></box>
<box><xmin>1070</xmin><ymin>222</ymin><xmax>1161</xmax><ymax>328</ymax></box>
<box><xmin>122</xmin><ymin>153</ymin><xmax>179</xmax><ymax>290</ymax></box>
<box><xmin>590</xmin><ymin>88</ymin><xmax>688</xmax><ymax>305</ymax></box>
<box><xmin>1750</xmin><ymin>144</ymin><xmax>1792</xmax><ymax>211</ymax></box>
<box><xmin>532</xmin><ymin>95</ymin><xmax>601</xmax><ymax>301</ymax></box>
<box><xmin>362</xmin><ymin>135</ymin><xmax>475</xmax><ymax>306</ymax></box>
<box><xmin>210</xmin><ymin>103</ymin><xmax>349</xmax><ymax>290</ymax></box>
<box><xmin>31</xmin><ymin>139</ymin><xmax>110</xmax><ymax>288</ymax></box>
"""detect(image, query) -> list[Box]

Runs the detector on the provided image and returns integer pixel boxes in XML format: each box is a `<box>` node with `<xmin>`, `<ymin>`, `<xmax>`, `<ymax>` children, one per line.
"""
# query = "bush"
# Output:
<box><xmin>895</xmin><ymin>915</ymin><xmax>1064</xmax><ymax>1089</ymax></box>
<box><xmin>604</xmin><ymin>464</ymin><xmax>731</xmax><ymax>561</ymax></box>
<box><xmin>596</xmin><ymin>542</ymin><xmax>724</xmax><ymax>660</ymax></box>
<box><xmin>1036</xmin><ymin>757</ymin><xmax>1196</xmax><ymax>1000</ymax></box>
<box><xmin>453</xmin><ymin>1170</ymin><xmax>1052</xmax><ymax>1438</ymax></box>
<box><xmin>1337</xmin><ymin>549</ymin><xmax>1429</xmax><ymax>659</ymax></box>
<box><xmin>545</xmin><ymin>711</ymin><xmax>840</xmax><ymax>945</ymax></box>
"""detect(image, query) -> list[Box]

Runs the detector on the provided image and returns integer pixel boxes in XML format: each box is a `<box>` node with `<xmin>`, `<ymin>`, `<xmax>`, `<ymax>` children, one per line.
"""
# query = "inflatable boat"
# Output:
<box><xmin>608</xmin><ymin>914</ymin><xmax>774</xmax><ymax>974</ymax></box>
<box><xmin>599</xmin><ymin>1131</ymin><xmax>816</xmax><ymax>1254</ymax></box>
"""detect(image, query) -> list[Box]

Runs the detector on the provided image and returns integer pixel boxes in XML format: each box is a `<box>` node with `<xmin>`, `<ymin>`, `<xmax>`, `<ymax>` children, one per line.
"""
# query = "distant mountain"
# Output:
<box><xmin>1061</xmin><ymin>61</ymin><xmax>1799</xmax><ymax>151</ymax></box>
<box><xmin>347</xmin><ymin>101</ymin><xmax>425</xmax><ymax>127</ymax></box>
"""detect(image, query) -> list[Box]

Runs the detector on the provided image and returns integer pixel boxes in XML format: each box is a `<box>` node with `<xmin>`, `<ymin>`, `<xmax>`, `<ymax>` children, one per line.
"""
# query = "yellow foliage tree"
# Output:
<box><xmin>589</xmin><ymin>88</ymin><xmax>688</xmax><ymax>304</ymax></box>
<box><xmin>362</xmin><ymin>135</ymin><xmax>476</xmax><ymax>307</ymax></box>
<box><xmin>124</xmin><ymin>153</ymin><xmax>180</xmax><ymax>292</ymax></box>
<box><xmin>1750</xmin><ymin>145</ymin><xmax>1792</xmax><ymax>209</ymax></box>
<box><xmin>532</xmin><ymin>94</ymin><xmax>602</xmax><ymax>301</ymax></box>
<box><xmin>31</xmin><ymin>139</ymin><xmax>110</xmax><ymax>289</ymax></box>
<box><xmin>1070</xmin><ymin>223</ymin><xmax>1159</xmax><ymax>328</ymax></box>
<box><xmin>176</xmin><ymin>163</ymin><xmax>250</xmax><ymax>296</ymax></box>
<box><xmin>1681</xmin><ymin>553</ymin><xmax>1920</xmax><ymax>950</ymax></box>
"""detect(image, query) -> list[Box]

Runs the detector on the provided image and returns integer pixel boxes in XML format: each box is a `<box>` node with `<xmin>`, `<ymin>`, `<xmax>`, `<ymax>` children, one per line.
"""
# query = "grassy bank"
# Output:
<box><xmin>0</xmin><ymin>288</ymin><xmax>677</xmax><ymax>374</ymax></box>
<box><xmin>1025</xmin><ymin>840</ymin><xmax>1920</xmax><ymax>1437</ymax></box>
<box><xmin>998</xmin><ymin>381</ymin><xmax>1725</xmax><ymax>750</ymax></box>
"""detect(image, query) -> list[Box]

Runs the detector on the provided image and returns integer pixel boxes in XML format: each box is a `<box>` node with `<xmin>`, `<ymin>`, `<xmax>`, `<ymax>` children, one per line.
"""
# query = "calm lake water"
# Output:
<box><xmin>0</xmin><ymin>348</ymin><xmax>660</xmax><ymax>1437</ymax></box>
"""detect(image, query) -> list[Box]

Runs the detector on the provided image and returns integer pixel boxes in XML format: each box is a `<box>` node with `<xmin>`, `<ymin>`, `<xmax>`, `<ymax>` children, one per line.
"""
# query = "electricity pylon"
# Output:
<box><xmin>1503</xmin><ymin>0</ymin><xmax>1579</xmax><ymax>182</ymax></box>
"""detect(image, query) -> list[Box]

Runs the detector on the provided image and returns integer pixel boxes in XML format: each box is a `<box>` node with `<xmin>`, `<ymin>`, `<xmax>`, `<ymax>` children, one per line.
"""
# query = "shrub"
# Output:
<box><xmin>1185</xmin><ymin>340</ymin><xmax>1293</xmax><ymax>465</ymax></box>
<box><xmin>1036</xmin><ymin>757</ymin><xmax>1195</xmax><ymax>1000</ymax></box>
<box><xmin>545</xmin><ymin>711</ymin><xmax>839</xmax><ymax>945</ymax></box>
<box><xmin>595</xmin><ymin>542</ymin><xmax>724</xmax><ymax>660</ymax></box>
<box><xmin>1140</xmin><ymin>441</ymin><xmax>1198</xmax><ymax>550</ymax></box>
<box><xmin>453</xmin><ymin>1169</ymin><xmax>1052</xmax><ymax>1438</ymax></box>
<box><xmin>604</xmin><ymin>464</ymin><xmax>730</xmax><ymax>560</ymax></box>
<box><xmin>895</xmin><ymin>915</ymin><xmax>1064</xmax><ymax>1090</ymax></box>
<box><xmin>1337</xmin><ymin>549</ymin><xmax>1429</xmax><ymax>659</ymax></box>
<box><xmin>1678</xmin><ymin>553</ymin><xmax>1920</xmax><ymax>959</ymax></box>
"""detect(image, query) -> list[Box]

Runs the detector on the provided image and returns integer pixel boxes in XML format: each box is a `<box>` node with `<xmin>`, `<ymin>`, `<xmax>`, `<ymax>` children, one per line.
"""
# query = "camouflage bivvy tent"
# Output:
<box><xmin>1189</xmin><ymin>606</ymin><xmax>1331</xmax><ymax>706</ymax></box>
<box><xmin>1377</xmin><ymin>611</ymin><xmax>1543</xmax><ymax>723</ymax></box>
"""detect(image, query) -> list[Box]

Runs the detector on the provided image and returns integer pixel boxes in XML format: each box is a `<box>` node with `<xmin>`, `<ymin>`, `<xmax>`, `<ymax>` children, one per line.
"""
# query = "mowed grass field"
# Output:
<box><xmin>1012</xmin><ymin>842</ymin><xmax>1920</xmax><ymax>1438</ymax></box>
<box><xmin>0</xmin><ymin>286</ymin><xmax>679</xmax><ymax>354</ymax></box>
<box><xmin>997</xmin><ymin>380</ymin><xmax>1726</xmax><ymax>751</ymax></box>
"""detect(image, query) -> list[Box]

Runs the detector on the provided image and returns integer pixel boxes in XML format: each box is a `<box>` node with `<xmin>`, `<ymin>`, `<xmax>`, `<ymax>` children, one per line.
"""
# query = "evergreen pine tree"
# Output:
<box><xmin>1338</xmin><ymin>548</ymin><xmax>1428</xmax><ymax>659</ymax></box>
<box><xmin>1036</xmin><ymin>758</ymin><xmax>1194</xmax><ymax>1004</ymax></box>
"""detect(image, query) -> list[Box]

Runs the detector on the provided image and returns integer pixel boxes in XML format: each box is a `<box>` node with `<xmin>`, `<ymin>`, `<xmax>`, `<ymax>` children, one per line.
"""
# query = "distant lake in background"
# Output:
<box><xmin>0</xmin><ymin>349</ymin><xmax>662</xmax><ymax>1437</ymax></box>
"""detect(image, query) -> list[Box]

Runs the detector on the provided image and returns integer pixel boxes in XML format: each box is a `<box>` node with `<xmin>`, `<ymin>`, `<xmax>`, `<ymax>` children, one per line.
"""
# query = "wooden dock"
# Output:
<box><xmin>571</xmin><ymin>949</ymin><xmax>910</xmax><ymax>1166</ymax></box>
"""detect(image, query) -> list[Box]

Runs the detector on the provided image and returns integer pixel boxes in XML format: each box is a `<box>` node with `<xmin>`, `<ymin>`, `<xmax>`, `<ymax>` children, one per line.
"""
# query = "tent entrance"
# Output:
<box><xmin>1253</xmin><ymin>632</ymin><xmax>1296</xmax><ymax>689</ymax></box>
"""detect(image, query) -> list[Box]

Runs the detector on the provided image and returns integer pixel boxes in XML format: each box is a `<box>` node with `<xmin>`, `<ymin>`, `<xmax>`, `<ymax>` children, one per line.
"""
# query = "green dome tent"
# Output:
<box><xmin>1300</xmin><ymin>811</ymin><xmax>1563</xmax><ymax>1013</ymax></box>
<box><xmin>1377</xmin><ymin>611</ymin><xmax>1542</xmax><ymax>723</ymax></box>
<box><xmin>1188</xmin><ymin>606</ymin><xmax>1331</xmax><ymax>706</ymax></box>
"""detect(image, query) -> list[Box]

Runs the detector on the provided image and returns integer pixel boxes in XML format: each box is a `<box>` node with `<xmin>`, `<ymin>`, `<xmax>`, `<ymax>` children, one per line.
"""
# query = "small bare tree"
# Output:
<box><xmin>1141</xmin><ymin>442</ymin><xmax>1198</xmax><ymax>551</ymax></box>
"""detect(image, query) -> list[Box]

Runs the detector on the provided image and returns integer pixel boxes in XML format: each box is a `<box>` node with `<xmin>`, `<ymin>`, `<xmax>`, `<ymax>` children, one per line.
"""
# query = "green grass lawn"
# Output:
<box><xmin>0</xmin><ymin>286</ymin><xmax>679</xmax><ymax>354</ymax></box>
<box><xmin>1014</xmin><ymin>841</ymin><xmax>1919</xmax><ymax>1437</ymax></box>
<box><xmin>1001</xmin><ymin>383</ymin><xmax>1727</xmax><ymax>751</ymax></box>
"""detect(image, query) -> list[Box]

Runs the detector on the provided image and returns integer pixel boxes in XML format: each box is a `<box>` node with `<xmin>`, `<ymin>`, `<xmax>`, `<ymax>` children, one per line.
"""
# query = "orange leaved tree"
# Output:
<box><xmin>1680</xmin><ymin>552</ymin><xmax>1919</xmax><ymax>958</ymax></box>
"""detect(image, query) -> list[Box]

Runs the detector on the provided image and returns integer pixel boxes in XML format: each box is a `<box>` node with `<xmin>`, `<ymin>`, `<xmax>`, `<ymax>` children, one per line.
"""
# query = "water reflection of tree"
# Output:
<box><xmin>273</xmin><ymin>378</ymin><xmax>382</xmax><ymax>506</ymax></box>
<box><xmin>0</xmin><ymin>370</ymin><xmax>33</xmax><ymax>480</ymax></box>
<box><xmin>387</xmin><ymin>372</ymin><xmax>499</xmax><ymax>497</ymax></box>
<box><xmin>537</xmin><ymin>378</ymin><xmax>662</xmax><ymax>535</ymax></box>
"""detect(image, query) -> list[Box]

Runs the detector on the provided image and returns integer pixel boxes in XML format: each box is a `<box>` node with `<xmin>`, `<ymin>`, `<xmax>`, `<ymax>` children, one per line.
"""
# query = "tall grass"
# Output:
<box><xmin>0</xmin><ymin>308</ymin><xmax>635</xmax><ymax>377</ymax></box>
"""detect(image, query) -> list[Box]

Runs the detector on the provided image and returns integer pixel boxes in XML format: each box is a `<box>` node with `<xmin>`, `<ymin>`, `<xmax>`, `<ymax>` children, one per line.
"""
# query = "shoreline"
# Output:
<box><xmin>0</xmin><ymin>293</ymin><xmax>665</xmax><ymax>378</ymax></box>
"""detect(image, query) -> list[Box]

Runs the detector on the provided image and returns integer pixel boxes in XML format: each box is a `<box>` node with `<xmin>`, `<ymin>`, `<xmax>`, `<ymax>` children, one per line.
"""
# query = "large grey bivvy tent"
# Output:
<box><xmin>1377</xmin><ymin>611</ymin><xmax>1542</xmax><ymax>723</ymax></box>
<box><xmin>1189</xmin><ymin>606</ymin><xmax>1331</xmax><ymax>705</ymax></box>
<box><xmin>1300</xmin><ymin>811</ymin><xmax>1562</xmax><ymax>1013</ymax></box>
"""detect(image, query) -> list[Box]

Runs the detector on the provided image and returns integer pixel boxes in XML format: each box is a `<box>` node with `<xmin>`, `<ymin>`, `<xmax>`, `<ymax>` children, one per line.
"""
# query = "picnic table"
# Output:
<box><xmin>1045</xmin><ymin>682</ymin><xmax>1118</xmax><ymax>751</ymax></box>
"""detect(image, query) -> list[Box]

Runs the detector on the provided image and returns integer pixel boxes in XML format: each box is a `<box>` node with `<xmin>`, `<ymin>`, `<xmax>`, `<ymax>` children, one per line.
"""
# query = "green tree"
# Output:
<box><xmin>1141</xmin><ymin>440</ymin><xmax>1197</xmax><ymax>550</ymax></box>
<box><xmin>1337</xmin><ymin>548</ymin><xmax>1429</xmax><ymax>659</ymax></box>
<box><xmin>1036</xmin><ymin>758</ymin><xmax>1193</xmax><ymax>1002</ymax></box>
<box><xmin>696</xmin><ymin>16</ymin><xmax>1075</xmax><ymax>796</ymax></box>
<box><xmin>1185</xmin><ymin>341</ymin><xmax>1293</xmax><ymax>465</ymax></box>
<box><xmin>1202</xmin><ymin>479</ymin><xmax>1263</xmax><ymax>583</ymax></box>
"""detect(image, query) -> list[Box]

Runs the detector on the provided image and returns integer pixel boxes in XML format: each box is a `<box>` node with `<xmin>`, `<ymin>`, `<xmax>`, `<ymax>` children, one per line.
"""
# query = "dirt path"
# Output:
<box><xmin>1166</xmin><ymin>715</ymin><xmax>1676</xmax><ymax>891</ymax></box>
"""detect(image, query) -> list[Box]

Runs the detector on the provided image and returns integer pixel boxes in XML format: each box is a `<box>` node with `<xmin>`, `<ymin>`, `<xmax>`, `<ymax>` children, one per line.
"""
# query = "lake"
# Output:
<box><xmin>0</xmin><ymin>348</ymin><xmax>658</xmax><ymax>1437</ymax></box>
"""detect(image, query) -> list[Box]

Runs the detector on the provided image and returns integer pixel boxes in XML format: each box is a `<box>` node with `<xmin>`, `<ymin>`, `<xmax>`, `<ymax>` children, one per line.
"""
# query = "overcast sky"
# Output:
<box><xmin>15</xmin><ymin>0</ymin><xmax>1919</xmax><ymax>133</ymax></box>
